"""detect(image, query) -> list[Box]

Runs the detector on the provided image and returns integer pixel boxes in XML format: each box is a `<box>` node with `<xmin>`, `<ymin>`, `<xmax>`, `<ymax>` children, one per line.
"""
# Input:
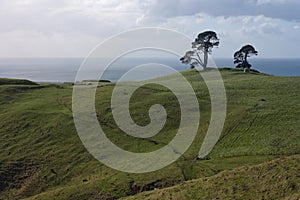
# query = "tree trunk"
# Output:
<box><xmin>244</xmin><ymin>53</ymin><xmax>248</xmax><ymax>64</ymax></box>
<box><xmin>203</xmin><ymin>51</ymin><xmax>208</xmax><ymax>71</ymax></box>
<box><xmin>243</xmin><ymin>53</ymin><xmax>250</xmax><ymax>73</ymax></box>
<box><xmin>244</xmin><ymin>68</ymin><xmax>250</xmax><ymax>73</ymax></box>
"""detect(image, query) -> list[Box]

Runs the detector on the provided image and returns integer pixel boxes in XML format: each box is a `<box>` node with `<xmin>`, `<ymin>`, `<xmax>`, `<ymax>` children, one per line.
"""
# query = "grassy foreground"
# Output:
<box><xmin>124</xmin><ymin>155</ymin><xmax>300</xmax><ymax>200</ymax></box>
<box><xmin>0</xmin><ymin>69</ymin><xmax>299</xmax><ymax>199</ymax></box>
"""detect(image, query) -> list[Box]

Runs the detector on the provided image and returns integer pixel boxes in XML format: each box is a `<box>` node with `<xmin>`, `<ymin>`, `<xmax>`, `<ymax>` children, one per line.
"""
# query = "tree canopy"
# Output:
<box><xmin>180</xmin><ymin>31</ymin><xmax>219</xmax><ymax>71</ymax></box>
<box><xmin>234</xmin><ymin>44</ymin><xmax>258</xmax><ymax>72</ymax></box>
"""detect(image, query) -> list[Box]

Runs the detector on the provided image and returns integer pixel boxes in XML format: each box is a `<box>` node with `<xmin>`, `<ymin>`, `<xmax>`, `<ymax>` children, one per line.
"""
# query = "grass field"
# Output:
<box><xmin>0</xmin><ymin>69</ymin><xmax>299</xmax><ymax>199</ymax></box>
<box><xmin>124</xmin><ymin>155</ymin><xmax>300</xmax><ymax>200</ymax></box>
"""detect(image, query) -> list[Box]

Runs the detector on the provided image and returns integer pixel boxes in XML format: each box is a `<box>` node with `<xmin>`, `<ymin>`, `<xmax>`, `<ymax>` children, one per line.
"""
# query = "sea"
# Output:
<box><xmin>0</xmin><ymin>57</ymin><xmax>299</xmax><ymax>83</ymax></box>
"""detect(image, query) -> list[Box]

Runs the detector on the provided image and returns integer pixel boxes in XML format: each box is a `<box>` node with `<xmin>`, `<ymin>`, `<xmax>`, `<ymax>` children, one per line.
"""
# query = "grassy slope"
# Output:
<box><xmin>0</xmin><ymin>69</ymin><xmax>299</xmax><ymax>199</ymax></box>
<box><xmin>124</xmin><ymin>155</ymin><xmax>300</xmax><ymax>200</ymax></box>
<box><xmin>0</xmin><ymin>78</ymin><xmax>38</xmax><ymax>85</ymax></box>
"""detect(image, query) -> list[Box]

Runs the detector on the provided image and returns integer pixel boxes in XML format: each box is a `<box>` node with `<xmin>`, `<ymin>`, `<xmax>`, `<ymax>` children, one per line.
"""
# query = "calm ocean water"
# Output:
<box><xmin>0</xmin><ymin>57</ymin><xmax>299</xmax><ymax>82</ymax></box>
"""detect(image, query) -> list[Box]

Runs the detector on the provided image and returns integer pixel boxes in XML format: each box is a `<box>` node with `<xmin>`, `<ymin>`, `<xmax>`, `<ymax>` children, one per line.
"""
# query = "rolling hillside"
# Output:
<box><xmin>0</xmin><ymin>69</ymin><xmax>299</xmax><ymax>199</ymax></box>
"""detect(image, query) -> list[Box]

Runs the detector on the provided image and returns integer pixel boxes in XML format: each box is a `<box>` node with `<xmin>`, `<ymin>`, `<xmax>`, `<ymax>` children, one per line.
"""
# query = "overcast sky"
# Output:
<box><xmin>0</xmin><ymin>0</ymin><xmax>299</xmax><ymax>58</ymax></box>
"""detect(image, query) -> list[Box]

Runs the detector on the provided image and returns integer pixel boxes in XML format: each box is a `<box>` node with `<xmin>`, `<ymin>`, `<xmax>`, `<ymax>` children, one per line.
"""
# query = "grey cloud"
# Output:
<box><xmin>0</xmin><ymin>0</ymin><xmax>139</xmax><ymax>36</ymax></box>
<box><xmin>259</xmin><ymin>23</ymin><xmax>283</xmax><ymax>34</ymax></box>
<box><xmin>145</xmin><ymin>0</ymin><xmax>300</xmax><ymax>22</ymax></box>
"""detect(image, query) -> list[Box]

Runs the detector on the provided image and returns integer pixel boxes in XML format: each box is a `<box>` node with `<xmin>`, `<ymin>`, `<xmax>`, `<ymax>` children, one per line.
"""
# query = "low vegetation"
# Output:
<box><xmin>0</xmin><ymin>68</ymin><xmax>299</xmax><ymax>199</ymax></box>
<box><xmin>0</xmin><ymin>78</ymin><xmax>38</xmax><ymax>86</ymax></box>
<box><xmin>124</xmin><ymin>155</ymin><xmax>300</xmax><ymax>200</ymax></box>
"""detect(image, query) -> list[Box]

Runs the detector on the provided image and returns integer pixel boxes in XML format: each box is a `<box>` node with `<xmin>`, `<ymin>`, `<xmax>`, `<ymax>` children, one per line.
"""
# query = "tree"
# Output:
<box><xmin>180</xmin><ymin>31</ymin><xmax>219</xmax><ymax>71</ymax></box>
<box><xmin>234</xmin><ymin>44</ymin><xmax>258</xmax><ymax>73</ymax></box>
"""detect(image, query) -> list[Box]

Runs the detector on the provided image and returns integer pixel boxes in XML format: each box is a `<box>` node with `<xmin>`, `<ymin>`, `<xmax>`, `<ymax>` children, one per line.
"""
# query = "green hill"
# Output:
<box><xmin>124</xmin><ymin>155</ymin><xmax>300</xmax><ymax>200</ymax></box>
<box><xmin>0</xmin><ymin>78</ymin><xmax>38</xmax><ymax>85</ymax></box>
<box><xmin>0</xmin><ymin>69</ymin><xmax>299</xmax><ymax>200</ymax></box>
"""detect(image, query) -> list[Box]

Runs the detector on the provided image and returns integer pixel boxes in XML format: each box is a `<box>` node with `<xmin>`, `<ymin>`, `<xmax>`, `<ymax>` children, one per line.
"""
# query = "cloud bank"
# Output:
<box><xmin>0</xmin><ymin>0</ymin><xmax>299</xmax><ymax>57</ymax></box>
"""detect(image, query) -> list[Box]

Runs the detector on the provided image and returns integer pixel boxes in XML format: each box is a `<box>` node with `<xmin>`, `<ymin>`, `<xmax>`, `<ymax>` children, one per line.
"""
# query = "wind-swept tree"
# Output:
<box><xmin>180</xmin><ymin>31</ymin><xmax>219</xmax><ymax>71</ymax></box>
<box><xmin>234</xmin><ymin>44</ymin><xmax>258</xmax><ymax>73</ymax></box>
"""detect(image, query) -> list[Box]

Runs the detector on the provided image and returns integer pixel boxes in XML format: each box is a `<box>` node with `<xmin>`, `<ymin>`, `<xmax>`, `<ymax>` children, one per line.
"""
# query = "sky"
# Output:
<box><xmin>0</xmin><ymin>0</ymin><xmax>299</xmax><ymax>58</ymax></box>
